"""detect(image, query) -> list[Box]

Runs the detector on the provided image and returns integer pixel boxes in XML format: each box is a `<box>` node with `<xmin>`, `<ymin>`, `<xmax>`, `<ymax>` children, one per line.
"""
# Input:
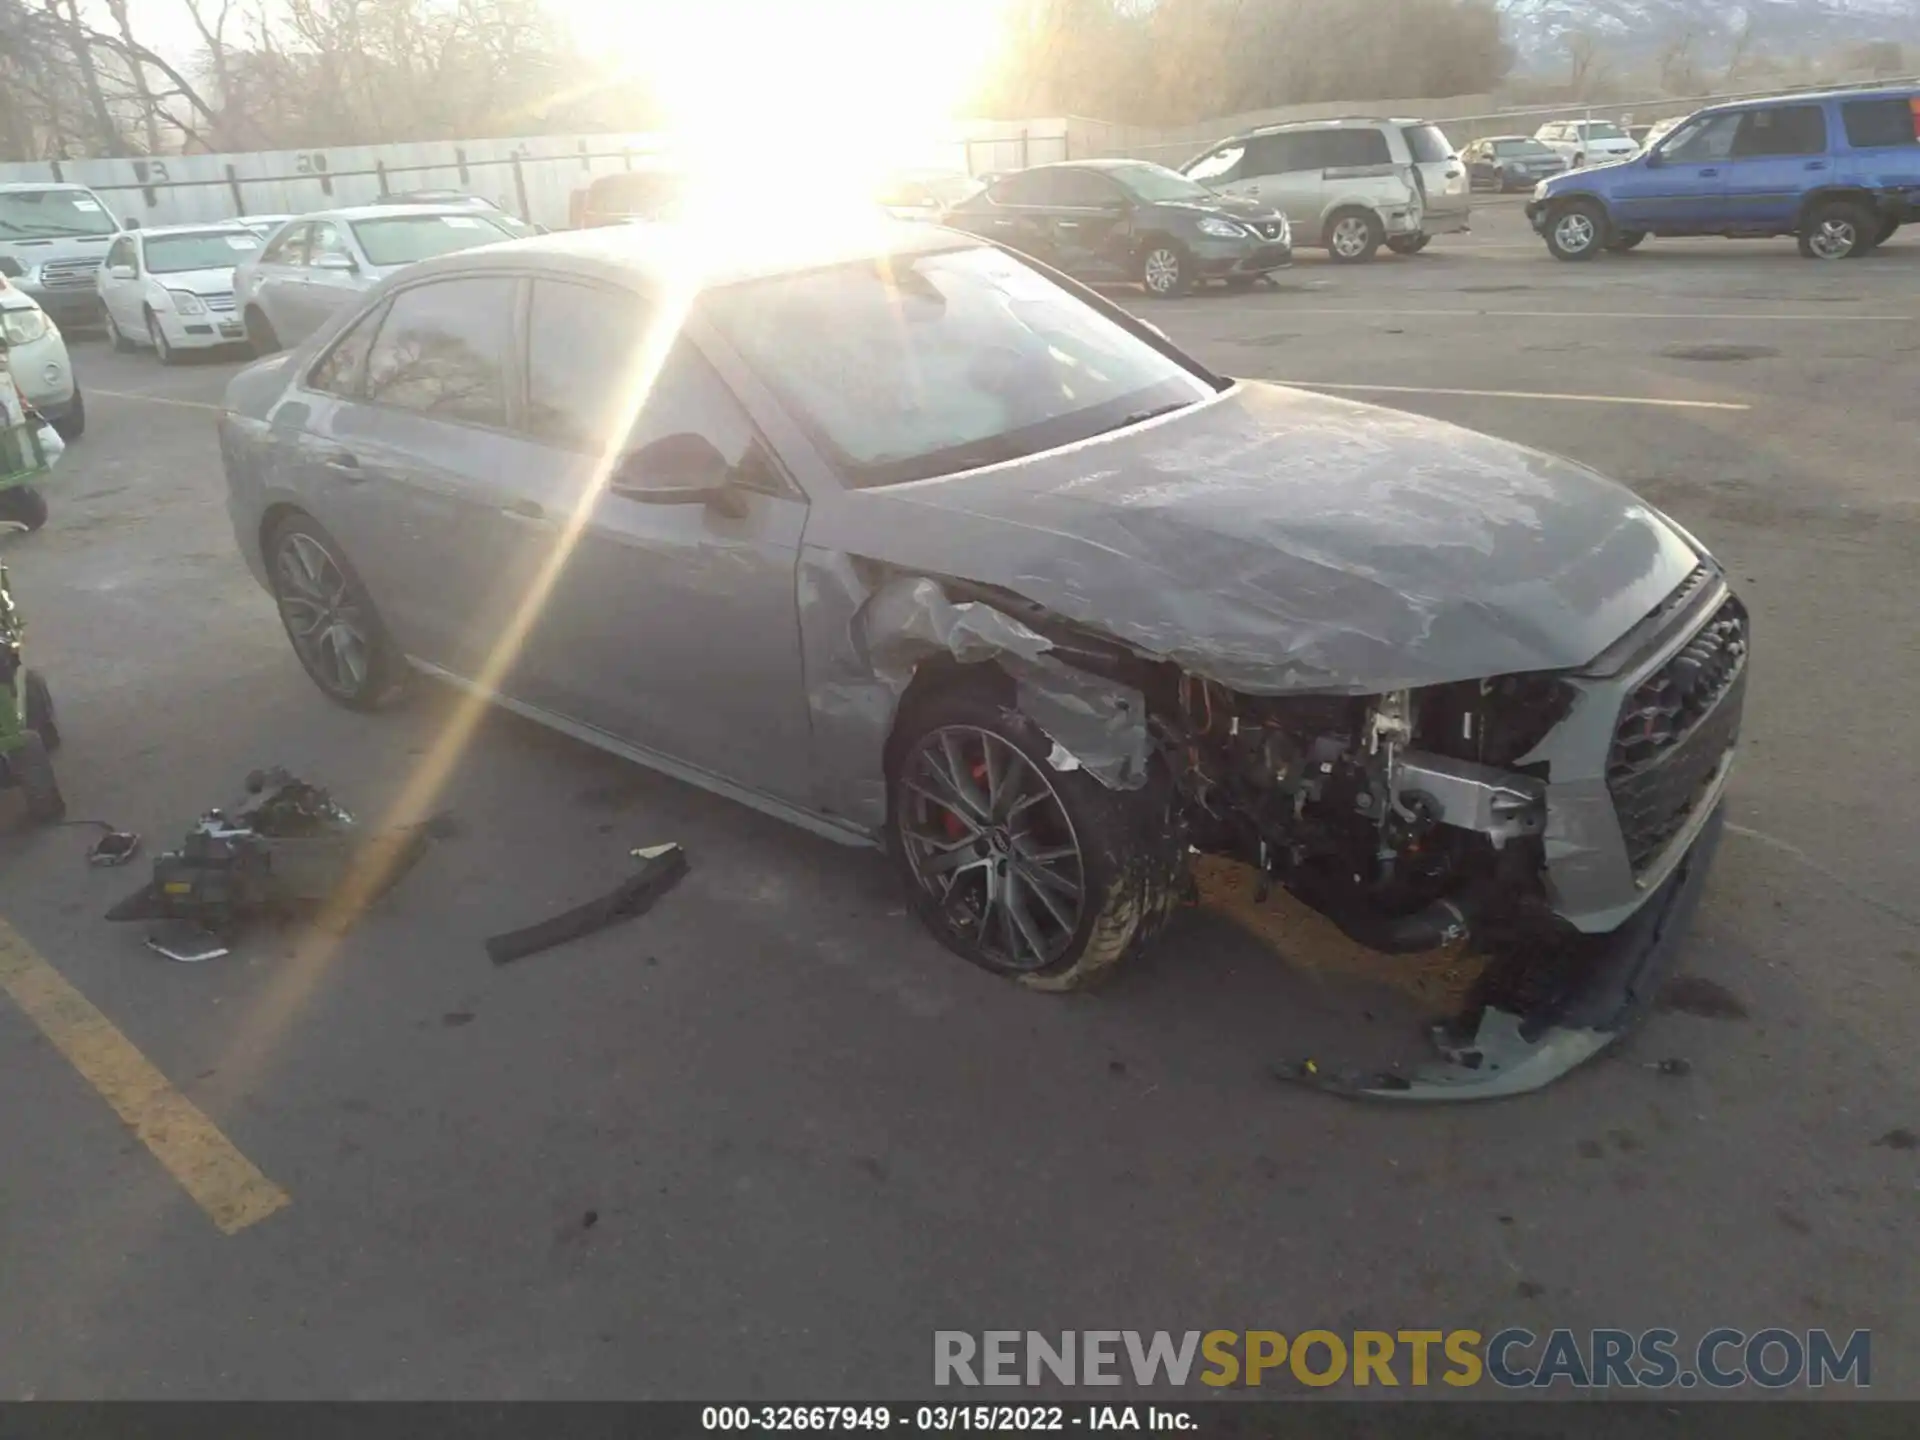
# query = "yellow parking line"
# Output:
<box><xmin>1278</xmin><ymin>380</ymin><xmax>1749</xmax><ymax>411</ymax></box>
<box><xmin>0</xmin><ymin>917</ymin><xmax>289</xmax><ymax>1235</ymax></box>
<box><xmin>89</xmin><ymin>389</ymin><xmax>222</xmax><ymax>413</ymax></box>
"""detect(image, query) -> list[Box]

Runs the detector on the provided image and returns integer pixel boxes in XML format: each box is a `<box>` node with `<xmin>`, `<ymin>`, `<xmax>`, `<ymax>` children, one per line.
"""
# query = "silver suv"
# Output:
<box><xmin>1181</xmin><ymin>118</ymin><xmax>1470</xmax><ymax>262</ymax></box>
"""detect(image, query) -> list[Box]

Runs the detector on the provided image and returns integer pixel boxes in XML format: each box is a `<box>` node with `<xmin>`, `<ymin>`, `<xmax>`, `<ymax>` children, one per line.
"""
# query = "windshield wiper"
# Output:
<box><xmin>1106</xmin><ymin>400</ymin><xmax>1194</xmax><ymax>433</ymax></box>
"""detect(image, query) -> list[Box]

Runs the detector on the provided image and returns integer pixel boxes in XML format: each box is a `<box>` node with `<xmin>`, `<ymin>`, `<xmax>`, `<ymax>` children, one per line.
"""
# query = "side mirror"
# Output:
<box><xmin>611</xmin><ymin>432</ymin><xmax>748</xmax><ymax>518</ymax></box>
<box><xmin>312</xmin><ymin>253</ymin><xmax>357</xmax><ymax>272</ymax></box>
<box><xmin>108</xmin><ymin>264</ymin><xmax>136</xmax><ymax>280</ymax></box>
<box><xmin>1643</xmin><ymin>150</ymin><xmax>1664</xmax><ymax>168</ymax></box>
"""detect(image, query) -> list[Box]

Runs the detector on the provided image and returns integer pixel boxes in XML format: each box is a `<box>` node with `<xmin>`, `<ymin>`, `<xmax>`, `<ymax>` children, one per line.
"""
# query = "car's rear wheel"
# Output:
<box><xmin>0</xmin><ymin>486</ymin><xmax>48</xmax><ymax>532</ymax></box>
<box><xmin>1545</xmin><ymin>200</ymin><xmax>1607</xmax><ymax>261</ymax></box>
<box><xmin>49</xmin><ymin>386</ymin><xmax>83</xmax><ymax>442</ymax></box>
<box><xmin>9</xmin><ymin>730</ymin><xmax>64</xmax><ymax>823</ymax></box>
<box><xmin>266</xmin><ymin>513</ymin><xmax>406</xmax><ymax>710</ymax></box>
<box><xmin>245</xmin><ymin>305</ymin><xmax>281</xmax><ymax>355</ymax></box>
<box><xmin>1607</xmin><ymin>230</ymin><xmax>1647</xmax><ymax>252</ymax></box>
<box><xmin>1138</xmin><ymin>241</ymin><xmax>1191</xmax><ymax>298</ymax></box>
<box><xmin>1325</xmin><ymin>209</ymin><xmax>1383</xmax><ymax>263</ymax></box>
<box><xmin>1799</xmin><ymin>200</ymin><xmax>1874</xmax><ymax>260</ymax></box>
<box><xmin>1386</xmin><ymin>233</ymin><xmax>1431</xmax><ymax>255</ymax></box>
<box><xmin>24</xmin><ymin>670</ymin><xmax>58</xmax><ymax>751</ymax></box>
<box><xmin>889</xmin><ymin>686</ymin><xmax>1177</xmax><ymax>992</ymax></box>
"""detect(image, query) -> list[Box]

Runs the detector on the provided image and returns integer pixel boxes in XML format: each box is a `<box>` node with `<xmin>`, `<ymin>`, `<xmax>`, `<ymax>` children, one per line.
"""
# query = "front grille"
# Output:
<box><xmin>1246</xmin><ymin>243</ymin><xmax>1291</xmax><ymax>267</ymax></box>
<box><xmin>200</xmin><ymin>292</ymin><xmax>237</xmax><ymax>313</ymax></box>
<box><xmin>39</xmin><ymin>257</ymin><xmax>101</xmax><ymax>290</ymax></box>
<box><xmin>1607</xmin><ymin>597</ymin><xmax>1749</xmax><ymax>872</ymax></box>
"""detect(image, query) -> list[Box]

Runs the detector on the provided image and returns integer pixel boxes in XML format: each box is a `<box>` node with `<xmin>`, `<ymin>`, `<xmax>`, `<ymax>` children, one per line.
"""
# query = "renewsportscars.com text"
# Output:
<box><xmin>934</xmin><ymin>1328</ymin><xmax>1870</xmax><ymax>1390</ymax></box>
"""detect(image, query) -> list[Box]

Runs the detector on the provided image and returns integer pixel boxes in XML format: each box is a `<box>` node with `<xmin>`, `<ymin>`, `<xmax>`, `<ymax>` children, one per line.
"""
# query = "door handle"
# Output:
<box><xmin>322</xmin><ymin>452</ymin><xmax>364</xmax><ymax>481</ymax></box>
<box><xmin>1698</xmin><ymin>168</ymin><xmax>1720</xmax><ymax>178</ymax></box>
<box><xmin>1444</xmin><ymin>169</ymin><xmax>1462</xmax><ymax>179</ymax></box>
<box><xmin>1804</xmin><ymin>160</ymin><xmax>1828</xmax><ymax>171</ymax></box>
<box><xmin>500</xmin><ymin>498</ymin><xmax>546</xmax><ymax>524</ymax></box>
<box><xmin>1056</xmin><ymin>220</ymin><xmax>1080</xmax><ymax>229</ymax></box>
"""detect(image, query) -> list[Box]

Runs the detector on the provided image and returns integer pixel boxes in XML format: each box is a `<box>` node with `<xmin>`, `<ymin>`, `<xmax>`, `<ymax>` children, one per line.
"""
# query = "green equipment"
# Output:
<box><xmin>0</xmin><ymin>559</ymin><xmax>62</xmax><ymax>821</ymax></box>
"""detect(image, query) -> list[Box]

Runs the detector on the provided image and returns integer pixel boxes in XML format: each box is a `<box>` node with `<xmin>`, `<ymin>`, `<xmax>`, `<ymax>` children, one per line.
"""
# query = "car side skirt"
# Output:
<box><xmin>406</xmin><ymin>658</ymin><xmax>882</xmax><ymax>851</ymax></box>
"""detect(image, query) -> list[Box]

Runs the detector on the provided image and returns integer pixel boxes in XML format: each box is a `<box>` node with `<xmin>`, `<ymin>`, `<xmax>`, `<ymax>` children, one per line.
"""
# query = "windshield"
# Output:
<box><xmin>1403</xmin><ymin>124</ymin><xmax>1454</xmax><ymax>163</ymax></box>
<box><xmin>705</xmin><ymin>244</ymin><xmax>1215</xmax><ymax>488</ymax></box>
<box><xmin>1579</xmin><ymin>123</ymin><xmax>1628</xmax><ymax>140</ymax></box>
<box><xmin>1494</xmin><ymin>139</ymin><xmax>1554</xmax><ymax>156</ymax></box>
<box><xmin>0</xmin><ymin>188</ymin><xmax>117</xmax><ymax>240</ymax></box>
<box><xmin>349</xmin><ymin>213</ymin><xmax>514</xmax><ymax>267</ymax></box>
<box><xmin>1109</xmin><ymin>164</ymin><xmax>1214</xmax><ymax>203</ymax></box>
<box><xmin>143</xmin><ymin>230</ymin><xmax>262</xmax><ymax>274</ymax></box>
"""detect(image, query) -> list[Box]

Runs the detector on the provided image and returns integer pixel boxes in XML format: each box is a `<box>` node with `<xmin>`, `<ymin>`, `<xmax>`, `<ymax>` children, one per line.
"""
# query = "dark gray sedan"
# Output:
<box><xmin>220</xmin><ymin>221</ymin><xmax>1747</xmax><ymax>1096</ymax></box>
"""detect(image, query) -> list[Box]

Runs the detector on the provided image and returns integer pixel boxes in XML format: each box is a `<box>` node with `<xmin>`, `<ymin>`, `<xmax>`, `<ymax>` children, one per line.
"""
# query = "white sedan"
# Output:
<box><xmin>1532</xmin><ymin>119</ymin><xmax>1641</xmax><ymax>169</ymax></box>
<box><xmin>233</xmin><ymin>204</ymin><xmax>521</xmax><ymax>352</ymax></box>
<box><xmin>96</xmin><ymin>223</ymin><xmax>263</xmax><ymax>363</ymax></box>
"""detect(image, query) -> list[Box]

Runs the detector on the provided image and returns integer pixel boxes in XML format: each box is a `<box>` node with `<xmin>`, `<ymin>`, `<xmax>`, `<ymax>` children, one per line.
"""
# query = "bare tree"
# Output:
<box><xmin>1659</xmin><ymin>27</ymin><xmax>1702</xmax><ymax>95</ymax></box>
<box><xmin>1723</xmin><ymin>16</ymin><xmax>1757</xmax><ymax>87</ymax></box>
<box><xmin>1566</xmin><ymin>31</ymin><xmax>1609</xmax><ymax>99</ymax></box>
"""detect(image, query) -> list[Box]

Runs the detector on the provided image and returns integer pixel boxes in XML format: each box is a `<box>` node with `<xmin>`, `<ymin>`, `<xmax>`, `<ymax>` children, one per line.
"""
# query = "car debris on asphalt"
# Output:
<box><xmin>104</xmin><ymin>767</ymin><xmax>433</xmax><ymax>960</ymax></box>
<box><xmin>485</xmin><ymin>842</ymin><xmax>689</xmax><ymax>965</ymax></box>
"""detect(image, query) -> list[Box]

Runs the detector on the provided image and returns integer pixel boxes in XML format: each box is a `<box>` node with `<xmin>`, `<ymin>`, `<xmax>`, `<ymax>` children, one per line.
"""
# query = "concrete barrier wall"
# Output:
<box><xmin>0</xmin><ymin>121</ymin><xmax>1072</xmax><ymax>229</ymax></box>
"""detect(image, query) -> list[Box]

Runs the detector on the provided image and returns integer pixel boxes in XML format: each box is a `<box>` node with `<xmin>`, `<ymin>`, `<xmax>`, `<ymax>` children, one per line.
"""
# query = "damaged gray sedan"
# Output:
<box><xmin>219</xmin><ymin>221</ymin><xmax>1748</xmax><ymax>1097</ymax></box>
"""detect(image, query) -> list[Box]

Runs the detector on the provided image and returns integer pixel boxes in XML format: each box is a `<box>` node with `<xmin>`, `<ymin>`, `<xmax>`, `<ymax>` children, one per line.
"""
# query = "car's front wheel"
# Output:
<box><xmin>1386</xmin><ymin>233</ymin><xmax>1431</xmax><ymax>255</ymax></box>
<box><xmin>1138</xmin><ymin>241</ymin><xmax>1191</xmax><ymax>298</ymax></box>
<box><xmin>266</xmin><ymin>513</ymin><xmax>407</xmax><ymax>710</ymax></box>
<box><xmin>0</xmin><ymin>486</ymin><xmax>48</xmax><ymax>532</ymax></box>
<box><xmin>889</xmin><ymin>685</ymin><xmax>1177</xmax><ymax>992</ymax></box>
<box><xmin>1607</xmin><ymin>230</ymin><xmax>1647</xmax><ymax>252</ymax></box>
<box><xmin>1799</xmin><ymin>199</ymin><xmax>1874</xmax><ymax>260</ymax></box>
<box><xmin>49</xmin><ymin>386</ymin><xmax>83</xmax><ymax>442</ymax></box>
<box><xmin>146</xmin><ymin>312</ymin><xmax>177</xmax><ymax>366</ymax></box>
<box><xmin>1545</xmin><ymin>200</ymin><xmax>1608</xmax><ymax>261</ymax></box>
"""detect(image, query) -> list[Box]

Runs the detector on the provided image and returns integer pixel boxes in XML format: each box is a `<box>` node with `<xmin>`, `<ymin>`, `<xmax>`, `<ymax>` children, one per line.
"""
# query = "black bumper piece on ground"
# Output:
<box><xmin>1283</xmin><ymin>802</ymin><xmax>1727</xmax><ymax>1101</ymax></box>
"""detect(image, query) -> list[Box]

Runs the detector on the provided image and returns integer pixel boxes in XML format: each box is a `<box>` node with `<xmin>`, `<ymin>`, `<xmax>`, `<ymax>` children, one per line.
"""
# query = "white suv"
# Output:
<box><xmin>1533</xmin><ymin>120</ymin><xmax>1640</xmax><ymax>169</ymax></box>
<box><xmin>1182</xmin><ymin>117</ymin><xmax>1470</xmax><ymax>262</ymax></box>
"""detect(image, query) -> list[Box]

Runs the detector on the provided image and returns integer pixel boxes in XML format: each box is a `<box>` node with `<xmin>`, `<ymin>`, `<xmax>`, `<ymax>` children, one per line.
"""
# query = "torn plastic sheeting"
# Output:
<box><xmin>858</xmin><ymin>575</ymin><xmax>1151</xmax><ymax>791</ymax></box>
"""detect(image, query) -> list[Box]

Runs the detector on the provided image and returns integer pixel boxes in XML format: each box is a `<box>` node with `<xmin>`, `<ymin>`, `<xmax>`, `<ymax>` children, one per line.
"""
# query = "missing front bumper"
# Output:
<box><xmin>1283</xmin><ymin>802</ymin><xmax>1726</xmax><ymax>1101</ymax></box>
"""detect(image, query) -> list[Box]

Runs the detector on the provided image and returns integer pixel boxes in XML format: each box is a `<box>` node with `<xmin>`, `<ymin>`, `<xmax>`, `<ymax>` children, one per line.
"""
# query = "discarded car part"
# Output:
<box><xmin>85</xmin><ymin>828</ymin><xmax>142</xmax><ymax>866</ymax></box>
<box><xmin>106</xmin><ymin>769</ymin><xmax>427</xmax><ymax>935</ymax></box>
<box><xmin>145</xmin><ymin>922</ymin><xmax>231</xmax><ymax>964</ymax></box>
<box><xmin>485</xmin><ymin>842</ymin><xmax>688</xmax><ymax>965</ymax></box>
<box><xmin>1283</xmin><ymin>803</ymin><xmax>1726</xmax><ymax>1101</ymax></box>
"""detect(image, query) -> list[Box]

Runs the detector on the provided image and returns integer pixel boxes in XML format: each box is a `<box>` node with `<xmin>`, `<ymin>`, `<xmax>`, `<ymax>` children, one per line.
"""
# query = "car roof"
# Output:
<box><xmin>296</xmin><ymin>203</ymin><xmax>507</xmax><ymax>223</ymax></box>
<box><xmin>134</xmin><ymin>221</ymin><xmax>257</xmax><ymax>238</ymax></box>
<box><xmin>1241</xmin><ymin>116</ymin><xmax>1390</xmax><ymax>137</ymax></box>
<box><xmin>397</xmin><ymin>216</ymin><xmax>968</xmax><ymax>291</ymax></box>
<box><xmin>1020</xmin><ymin>158</ymin><xmax>1166</xmax><ymax>171</ymax></box>
<box><xmin>1481</xmin><ymin>134</ymin><xmax>1539</xmax><ymax>142</ymax></box>
<box><xmin>0</xmin><ymin>181</ymin><xmax>100</xmax><ymax>194</ymax></box>
<box><xmin>1693</xmin><ymin>84</ymin><xmax>1919</xmax><ymax>117</ymax></box>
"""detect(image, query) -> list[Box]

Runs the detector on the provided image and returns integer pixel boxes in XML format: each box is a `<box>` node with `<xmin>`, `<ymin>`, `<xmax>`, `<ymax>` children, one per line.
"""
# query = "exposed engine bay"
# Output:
<box><xmin>862</xmin><ymin>569</ymin><xmax>1748</xmax><ymax>1099</ymax></box>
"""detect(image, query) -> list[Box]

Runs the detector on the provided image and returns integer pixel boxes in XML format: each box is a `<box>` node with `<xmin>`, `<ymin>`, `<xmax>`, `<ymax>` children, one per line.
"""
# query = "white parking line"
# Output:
<box><xmin>90</xmin><ymin>389</ymin><xmax>221</xmax><ymax>412</ymax></box>
<box><xmin>1277</xmin><ymin>380</ymin><xmax>1750</xmax><ymax>411</ymax></box>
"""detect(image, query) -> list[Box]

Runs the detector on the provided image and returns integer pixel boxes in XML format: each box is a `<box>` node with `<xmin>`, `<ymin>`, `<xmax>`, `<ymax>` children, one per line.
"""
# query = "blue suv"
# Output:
<box><xmin>1527</xmin><ymin>87</ymin><xmax>1920</xmax><ymax>261</ymax></box>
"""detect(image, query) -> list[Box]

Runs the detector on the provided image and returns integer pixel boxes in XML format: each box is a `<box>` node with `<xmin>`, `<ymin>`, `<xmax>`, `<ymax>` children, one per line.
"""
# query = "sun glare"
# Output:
<box><xmin>594</xmin><ymin>0</ymin><xmax>1010</xmax><ymax>207</ymax></box>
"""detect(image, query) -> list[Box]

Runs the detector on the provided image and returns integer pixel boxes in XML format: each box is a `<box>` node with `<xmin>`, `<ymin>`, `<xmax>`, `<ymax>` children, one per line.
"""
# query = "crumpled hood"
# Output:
<box><xmin>814</xmin><ymin>382</ymin><xmax>1701</xmax><ymax>695</ymax></box>
<box><xmin>1157</xmin><ymin>193</ymin><xmax>1286</xmax><ymax>224</ymax></box>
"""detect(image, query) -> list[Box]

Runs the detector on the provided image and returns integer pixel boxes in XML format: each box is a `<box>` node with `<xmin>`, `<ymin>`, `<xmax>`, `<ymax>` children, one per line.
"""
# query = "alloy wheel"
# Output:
<box><xmin>1553</xmin><ymin>212</ymin><xmax>1596</xmax><ymax>254</ymax></box>
<box><xmin>273</xmin><ymin>531</ymin><xmax>371</xmax><ymax>698</ymax></box>
<box><xmin>1142</xmin><ymin>247</ymin><xmax>1182</xmax><ymax>295</ymax></box>
<box><xmin>898</xmin><ymin>724</ymin><xmax>1087</xmax><ymax>973</ymax></box>
<box><xmin>1808</xmin><ymin>218</ymin><xmax>1856</xmax><ymax>260</ymax></box>
<box><xmin>1330</xmin><ymin>217</ymin><xmax>1372</xmax><ymax>258</ymax></box>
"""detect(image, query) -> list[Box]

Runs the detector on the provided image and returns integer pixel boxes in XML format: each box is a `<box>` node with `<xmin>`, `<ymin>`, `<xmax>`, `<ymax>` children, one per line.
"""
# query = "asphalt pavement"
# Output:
<box><xmin>1</xmin><ymin>201</ymin><xmax>1917</xmax><ymax>1399</ymax></box>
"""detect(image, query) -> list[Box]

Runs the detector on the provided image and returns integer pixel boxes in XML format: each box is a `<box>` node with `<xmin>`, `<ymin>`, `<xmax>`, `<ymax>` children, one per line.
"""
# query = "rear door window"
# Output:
<box><xmin>1731</xmin><ymin>106</ymin><xmax>1827</xmax><ymax>158</ymax></box>
<box><xmin>1320</xmin><ymin>129</ymin><xmax>1392</xmax><ymax>168</ymax></box>
<box><xmin>261</xmin><ymin>223</ymin><xmax>310</xmax><ymax>267</ymax></box>
<box><xmin>1246</xmin><ymin>132</ymin><xmax>1316</xmax><ymax>174</ymax></box>
<box><xmin>1841</xmin><ymin>98</ymin><xmax>1920</xmax><ymax>148</ymax></box>
<box><xmin>362</xmin><ymin>276</ymin><xmax>518</xmax><ymax>427</ymax></box>
<box><xmin>1052</xmin><ymin>170</ymin><xmax>1123</xmax><ymax>207</ymax></box>
<box><xmin>987</xmin><ymin>170</ymin><xmax>1055</xmax><ymax>206</ymax></box>
<box><xmin>1401</xmin><ymin>124</ymin><xmax>1454</xmax><ymax>163</ymax></box>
